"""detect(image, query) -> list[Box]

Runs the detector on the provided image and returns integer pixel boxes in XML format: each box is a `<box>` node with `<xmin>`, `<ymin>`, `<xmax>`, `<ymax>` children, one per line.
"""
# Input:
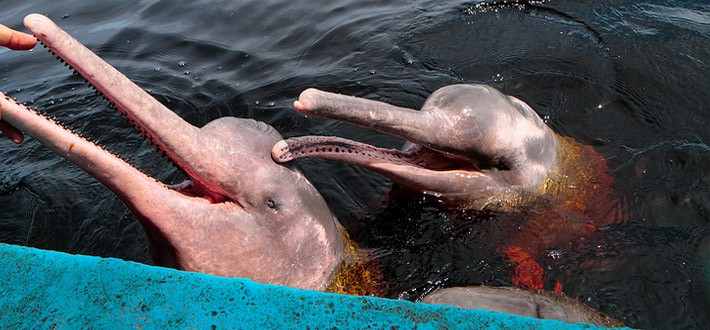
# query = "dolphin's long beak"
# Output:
<box><xmin>1</xmin><ymin>14</ymin><xmax>211</xmax><ymax>221</ymax></box>
<box><xmin>3</xmin><ymin>14</ymin><xmax>346</xmax><ymax>287</ymax></box>
<box><xmin>292</xmin><ymin>88</ymin><xmax>432</xmax><ymax>144</ymax></box>
<box><xmin>22</xmin><ymin>14</ymin><xmax>229</xmax><ymax>200</ymax></box>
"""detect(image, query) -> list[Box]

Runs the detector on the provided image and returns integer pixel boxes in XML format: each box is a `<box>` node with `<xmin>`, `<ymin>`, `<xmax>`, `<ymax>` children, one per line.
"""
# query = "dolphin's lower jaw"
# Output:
<box><xmin>273</xmin><ymin>136</ymin><xmax>513</xmax><ymax>200</ymax></box>
<box><xmin>5</xmin><ymin>14</ymin><xmax>350</xmax><ymax>292</ymax></box>
<box><xmin>273</xmin><ymin>134</ymin><xmax>545</xmax><ymax>210</ymax></box>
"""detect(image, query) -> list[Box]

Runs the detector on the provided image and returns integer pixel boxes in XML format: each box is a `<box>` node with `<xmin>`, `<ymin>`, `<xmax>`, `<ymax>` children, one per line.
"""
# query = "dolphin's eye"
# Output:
<box><xmin>267</xmin><ymin>198</ymin><xmax>276</xmax><ymax>209</ymax></box>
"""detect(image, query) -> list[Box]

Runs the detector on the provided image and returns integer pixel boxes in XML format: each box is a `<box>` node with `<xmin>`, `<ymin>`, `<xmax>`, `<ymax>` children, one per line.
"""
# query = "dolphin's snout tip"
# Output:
<box><xmin>293</xmin><ymin>100</ymin><xmax>306</xmax><ymax>113</ymax></box>
<box><xmin>23</xmin><ymin>13</ymin><xmax>48</xmax><ymax>30</ymax></box>
<box><xmin>294</xmin><ymin>88</ymin><xmax>324</xmax><ymax>114</ymax></box>
<box><xmin>272</xmin><ymin>140</ymin><xmax>292</xmax><ymax>163</ymax></box>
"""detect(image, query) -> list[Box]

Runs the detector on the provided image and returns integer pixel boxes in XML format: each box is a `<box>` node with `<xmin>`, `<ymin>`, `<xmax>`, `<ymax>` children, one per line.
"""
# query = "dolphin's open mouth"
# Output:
<box><xmin>3</xmin><ymin>15</ymin><xmax>349</xmax><ymax>288</ymax></box>
<box><xmin>273</xmin><ymin>135</ymin><xmax>482</xmax><ymax>173</ymax></box>
<box><xmin>19</xmin><ymin>14</ymin><xmax>233</xmax><ymax>206</ymax></box>
<box><xmin>272</xmin><ymin>132</ymin><xmax>489</xmax><ymax>197</ymax></box>
<box><xmin>273</xmin><ymin>136</ymin><xmax>418</xmax><ymax>166</ymax></box>
<box><xmin>270</xmin><ymin>87</ymin><xmax>524</xmax><ymax>196</ymax></box>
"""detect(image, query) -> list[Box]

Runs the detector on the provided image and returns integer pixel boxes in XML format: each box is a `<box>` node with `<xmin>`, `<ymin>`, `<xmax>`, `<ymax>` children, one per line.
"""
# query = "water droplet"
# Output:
<box><xmin>183</xmin><ymin>71</ymin><xmax>190</xmax><ymax>75</ymax></box>
<box><xmin>154</xmin><ymin>67</ymin><xmax>161</xmax><ymax>72</ymax></box>
<box><xmin>267</xmin><ymin>101</ymin><xmax>275</xmax><ymax>107</ymax></box>
<box><xmin>547</xmin><ymin>250</ymin><xmax>562</xmax><ymax>259</ymax></box>
<box><xmin>369</xmin><ymin>70</ymin><xmax>376</xmax><ymax>75</ymax></box>
<box><xmin>178</xmin><ymin>61</ymin><xmax>186</xmax><ymax>67</ymax></box>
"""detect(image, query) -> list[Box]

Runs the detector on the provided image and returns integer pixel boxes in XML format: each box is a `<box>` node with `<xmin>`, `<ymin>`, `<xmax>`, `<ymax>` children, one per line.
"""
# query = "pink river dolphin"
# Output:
<box><xmin>273</xmin><ymin>86</ymin><xmax>623</xmax><ymax>292</ymax></box>
<box><xmin>1</xmin><ymin>14</ymin><xmax>352</xmax><ymax>292</ymax></box>
<box><xmin>0</xmin><ymin>14</ymin><xmax>622</xmax><ymax>327</ymax></box>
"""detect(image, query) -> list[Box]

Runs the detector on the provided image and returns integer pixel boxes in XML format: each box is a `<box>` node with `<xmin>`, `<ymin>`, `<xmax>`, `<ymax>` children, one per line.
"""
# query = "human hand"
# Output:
<box><xmin>0</xmin><ymin>24</ymin><xmax>36</xmax><ymax>50</ymax></box>
<box><xmin>0</xmin><ymin>24</ymin><xmax>34</xmax><ymax>143</ymax></box>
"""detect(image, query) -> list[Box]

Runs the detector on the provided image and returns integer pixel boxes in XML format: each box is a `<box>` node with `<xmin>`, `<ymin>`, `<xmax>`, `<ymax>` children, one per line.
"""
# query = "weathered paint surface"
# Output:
<box><xmin>0</xmin><ymin>243</ymin><xmax>619</xmax><ymax>329</ymax></box>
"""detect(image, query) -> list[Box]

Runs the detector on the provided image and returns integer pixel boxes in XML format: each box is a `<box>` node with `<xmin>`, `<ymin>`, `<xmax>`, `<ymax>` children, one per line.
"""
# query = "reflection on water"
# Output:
<box><xmin>0</xmin><ymin>1</ymin><xmax>708</xmax><ymax>329</ymax></box>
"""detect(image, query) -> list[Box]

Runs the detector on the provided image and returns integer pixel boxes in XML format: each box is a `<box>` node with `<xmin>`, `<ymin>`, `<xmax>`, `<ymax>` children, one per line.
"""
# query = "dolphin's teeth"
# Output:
<box><xmin>28</xmin><ymin>26</ymin><xmax>187</xmax><ymax>187</ymax></box>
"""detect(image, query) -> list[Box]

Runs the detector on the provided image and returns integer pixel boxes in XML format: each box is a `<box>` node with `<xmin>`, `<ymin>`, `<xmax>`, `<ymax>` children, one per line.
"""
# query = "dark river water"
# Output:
<box><xmin>1</xmin><ymin>1</ymin><xmax>708</xmax><ymax>328</ymax></box>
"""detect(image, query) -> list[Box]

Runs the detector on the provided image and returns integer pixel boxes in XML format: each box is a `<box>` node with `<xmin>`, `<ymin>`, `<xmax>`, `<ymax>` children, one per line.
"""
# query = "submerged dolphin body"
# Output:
<box><xmin>273</xmin><ymin>87</ymin><xmax>621</xmax><ymax>290</ymax></box>
<box><xmin>0</xmin><ymin>14</ymin><xmax>354</xmax><ymax>291</ymax></box>
<box><xmin>422</xmin><ymin>286</ymin><xmax>623</xmax><ymax>328</ymax></box>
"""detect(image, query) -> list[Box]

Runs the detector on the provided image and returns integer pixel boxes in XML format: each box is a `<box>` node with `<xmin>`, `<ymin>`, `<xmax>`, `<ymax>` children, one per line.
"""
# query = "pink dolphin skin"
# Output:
<box><xmin>0</xmin><ymin>14</ymin><xmax>624</xmax><ymax>326</ymax></box>
<box><xmin>1</xmin><ymin>14</ymin><xmax>347</xmax><ymax>291</ymax></box>
<box><xmin>275</xmin><ymin>86</ymin><xmax>567</xmax><ymax>198</ymax></box>
<box><xmin>273</xmin><ymin>87</ymin><xmax>622</xmax><ymax>292</ymax></box>
<box><xmin>422</xmin><ymin>286</ymin><xmax>623</xmax><ymax>327</ymax></box>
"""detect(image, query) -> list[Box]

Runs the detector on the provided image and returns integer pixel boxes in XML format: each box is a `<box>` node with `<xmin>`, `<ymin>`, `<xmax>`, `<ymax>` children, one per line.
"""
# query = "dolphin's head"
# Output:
<box><xmin>4</xmin><ymin>14</ymin><xmax>344</xmax><ymax>290</ymax></box>
<box><xmin>140</xmin><ymin>115</ymin><xmax>346</xmax><ymax>290</ymax></box>
<box><xmin>273</xmin><ymin>84</ymin><xmax>558</xmax><ymax>200</ymax></box>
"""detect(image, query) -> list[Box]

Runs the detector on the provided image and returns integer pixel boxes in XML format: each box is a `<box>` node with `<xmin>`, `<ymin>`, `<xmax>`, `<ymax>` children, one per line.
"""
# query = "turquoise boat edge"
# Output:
<box><xmin>0</xmin><ymin>243</ymin><xmax>622</xmax><ymax>329</ymax></box>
